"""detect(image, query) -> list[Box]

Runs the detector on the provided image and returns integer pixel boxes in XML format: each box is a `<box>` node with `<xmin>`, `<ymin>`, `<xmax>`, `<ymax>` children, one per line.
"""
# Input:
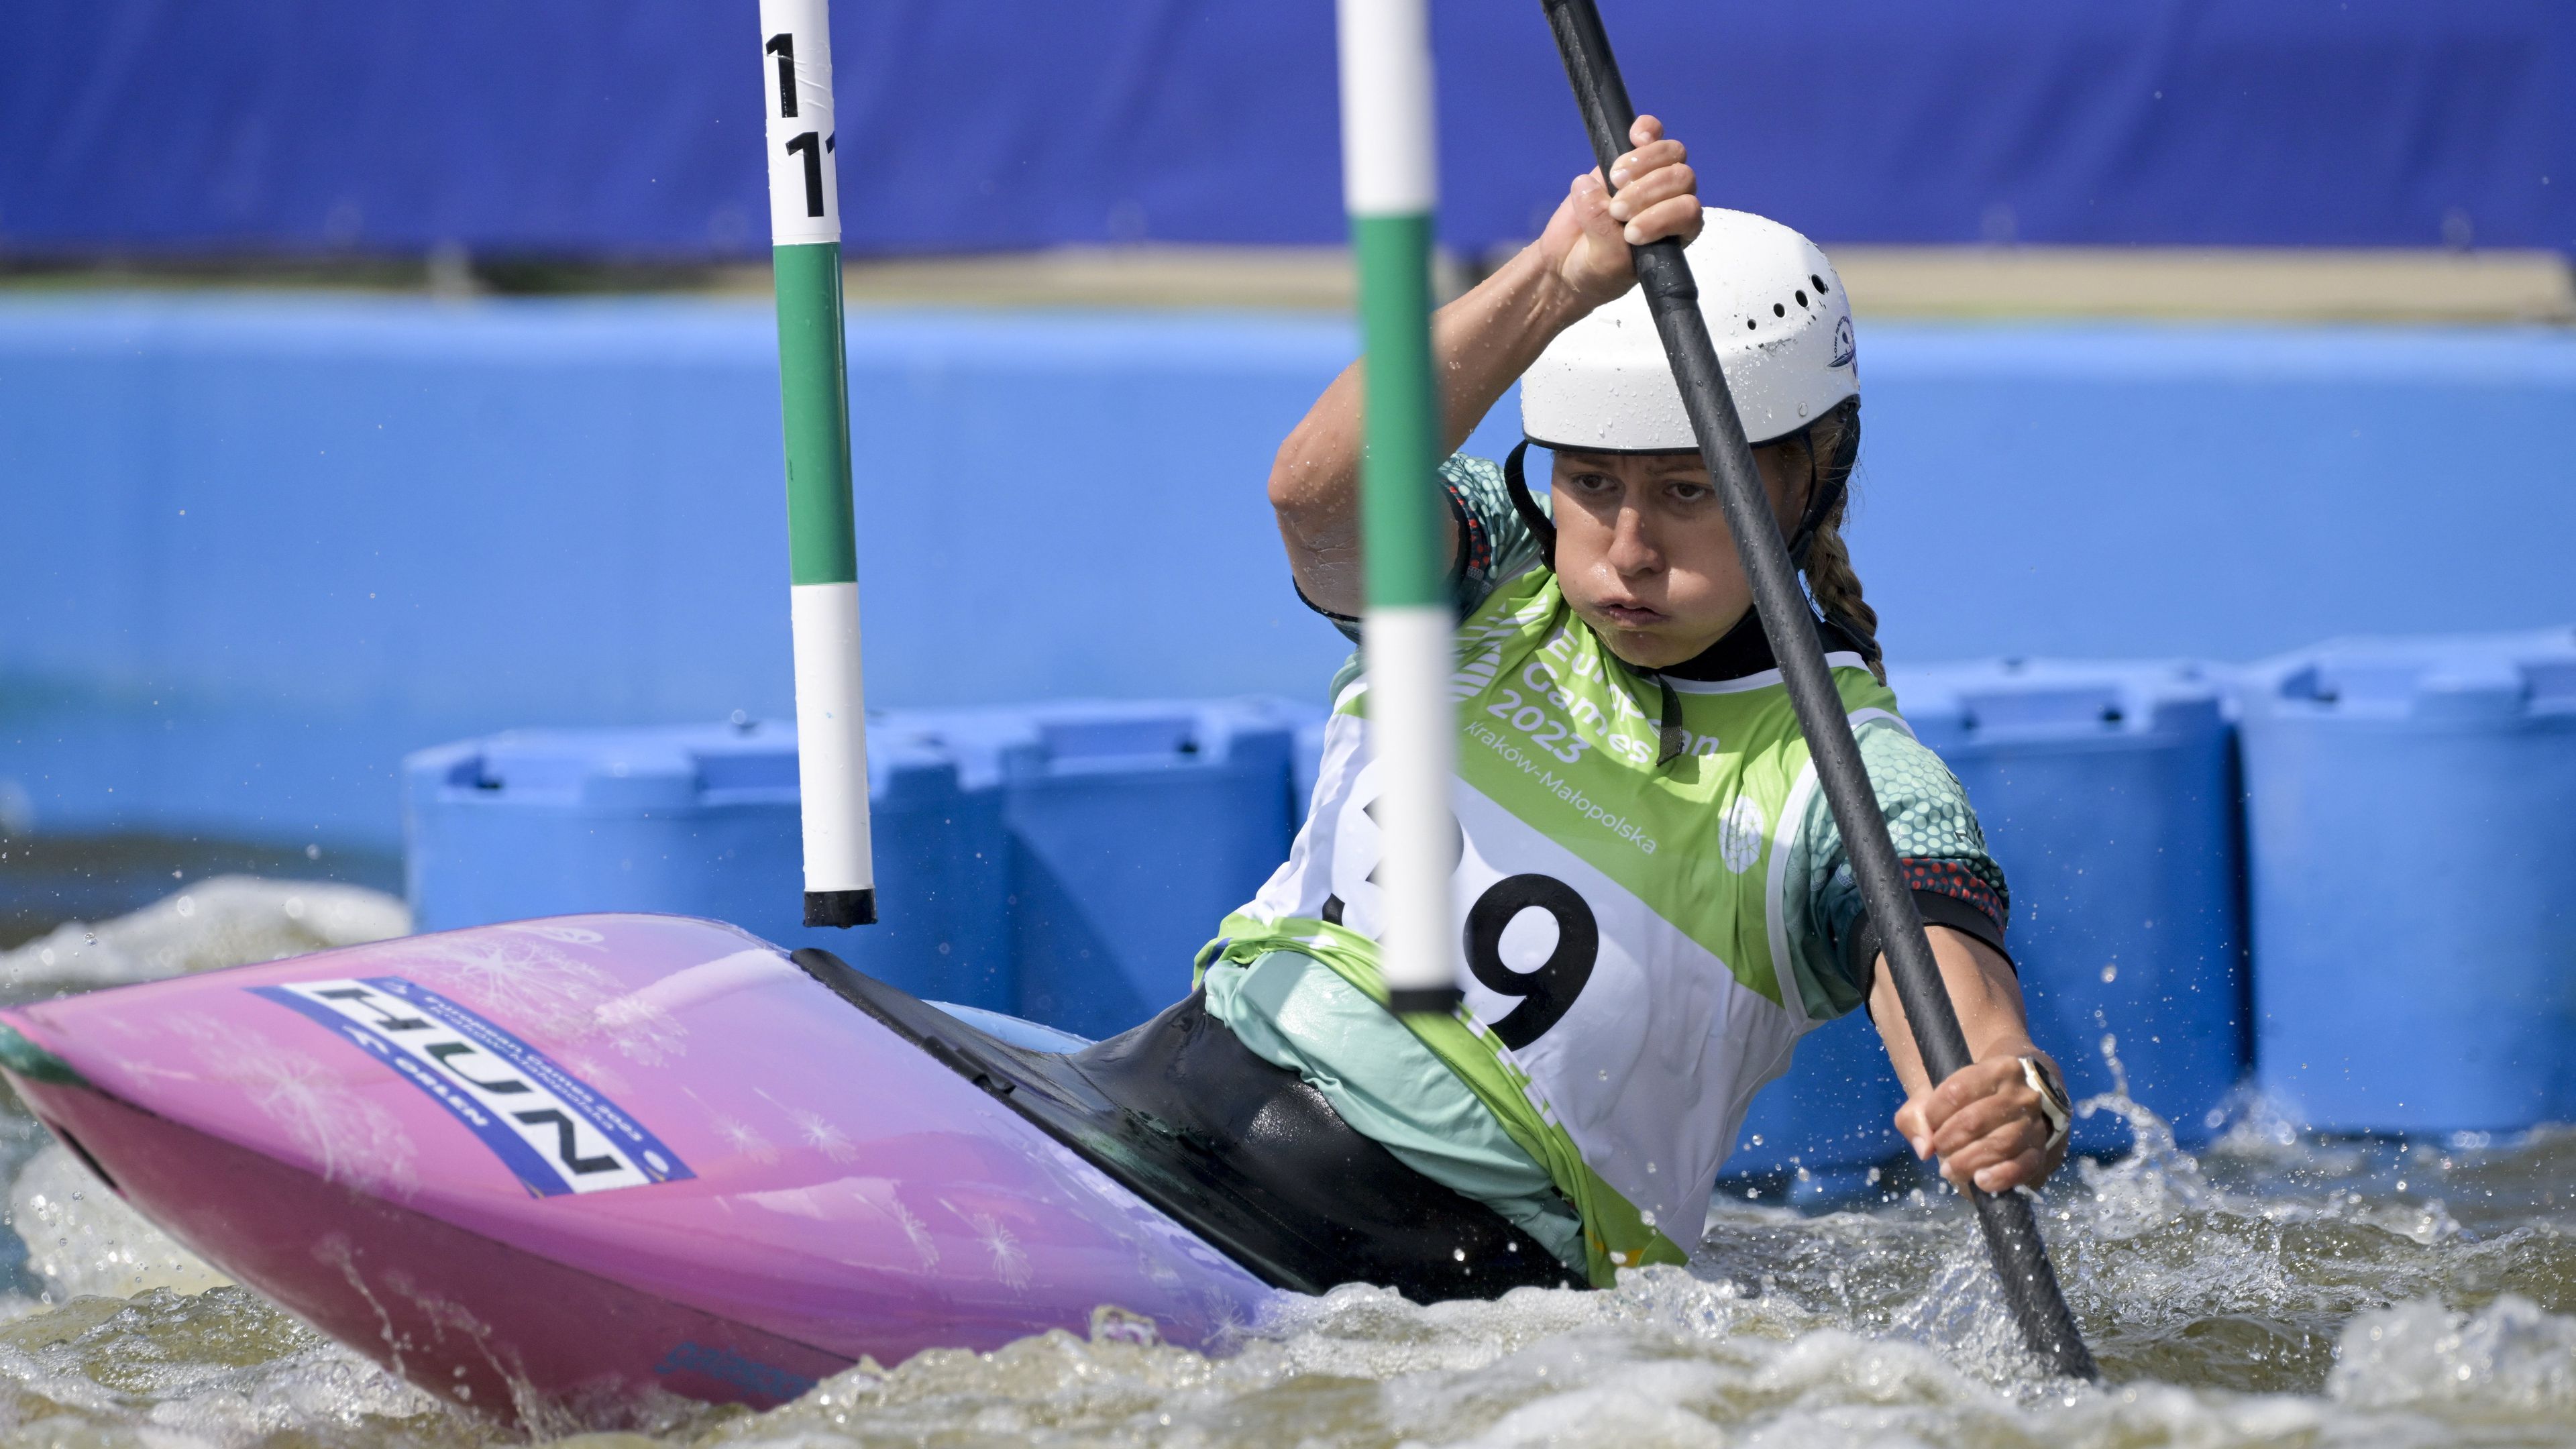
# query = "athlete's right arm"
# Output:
<box><xmin>1269</xmin><ymin>116</ymin><xmax>1705</xmax><ymax>617</ymax></box>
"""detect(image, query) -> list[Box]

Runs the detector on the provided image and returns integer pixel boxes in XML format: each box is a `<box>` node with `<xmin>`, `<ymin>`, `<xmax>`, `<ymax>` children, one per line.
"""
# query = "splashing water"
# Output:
<box><xmin>0</xmin><ymin>885</ymin><xmax>2571</xmax><ymax>1448</ymax></box>
<box><xmin>0</xmin><ymin>875</ymin><xmax>408</xmax><ymax>1001</ymax></box>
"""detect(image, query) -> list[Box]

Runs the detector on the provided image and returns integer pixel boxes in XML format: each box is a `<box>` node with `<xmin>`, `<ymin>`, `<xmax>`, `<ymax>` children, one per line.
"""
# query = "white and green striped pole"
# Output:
<box><xmin>1338</xmin><ymin>0</ymin><xmax>1459</xmax><ymax>1014</ymax></box>
<box><xmin>760</xmin><ymin>0</ymin><xmax>875</xmax><ymax>928</ymax></box>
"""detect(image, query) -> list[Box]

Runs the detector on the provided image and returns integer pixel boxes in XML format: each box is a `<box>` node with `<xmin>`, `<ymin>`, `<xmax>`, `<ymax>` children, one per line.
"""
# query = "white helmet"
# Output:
<box><xmin>1520</xmin><ymin>208</ymin><xmax>1856</xmax><ymax>451</ymax></box>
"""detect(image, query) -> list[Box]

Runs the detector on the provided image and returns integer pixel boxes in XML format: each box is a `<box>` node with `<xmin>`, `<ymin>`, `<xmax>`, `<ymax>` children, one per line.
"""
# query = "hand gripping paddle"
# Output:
<box><xmin>1537</xmin><ymin>0</ymin><xmax>2098</xmax><ymax>1381</ymax></box>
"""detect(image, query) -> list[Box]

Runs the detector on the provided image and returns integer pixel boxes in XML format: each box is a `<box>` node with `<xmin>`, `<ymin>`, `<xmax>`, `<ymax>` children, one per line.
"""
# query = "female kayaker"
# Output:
<box><xmin>1194</xmin><ymin>117</ymin><xmax>2073</xmax><ymax>1284</ymax></box>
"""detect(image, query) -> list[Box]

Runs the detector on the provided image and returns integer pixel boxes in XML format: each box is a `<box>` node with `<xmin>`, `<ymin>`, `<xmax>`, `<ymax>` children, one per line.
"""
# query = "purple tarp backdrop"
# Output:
<box><xmin>3</xmin><ymin>0</ymin><xmax>2570</xmax><ymax>258</ymax></box>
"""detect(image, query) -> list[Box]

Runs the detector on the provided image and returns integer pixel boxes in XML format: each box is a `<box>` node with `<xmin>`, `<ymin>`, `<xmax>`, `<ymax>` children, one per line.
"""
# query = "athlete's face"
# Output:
<box><xmin>1548</xmin><ymin>444</ymin><xmax>1807</xmax><ymax>669</ymax></box>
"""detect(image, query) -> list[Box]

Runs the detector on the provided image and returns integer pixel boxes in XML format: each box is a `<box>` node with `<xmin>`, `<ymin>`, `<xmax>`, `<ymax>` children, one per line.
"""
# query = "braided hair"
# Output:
<box><xmin>1788</xmin><ymin>396</ymin><xmax>1882</xmax><ymax>682</ymax></box>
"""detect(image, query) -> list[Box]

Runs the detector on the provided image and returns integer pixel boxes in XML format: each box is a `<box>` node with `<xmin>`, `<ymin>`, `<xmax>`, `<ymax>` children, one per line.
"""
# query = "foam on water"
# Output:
<box><xmin>0</xmin><ymin>875</ymin><xmax>408</xmax><ymax>999</ymax></box>
<box><xmin>0</xmin><ymin>883</ymin><xmax>2571</xmax><ymax>1448</ymax></box>
<box><xmin>11</xmin><ymin>1142</ymin><xmax>232</xmax><ymax>1302</ymax></box>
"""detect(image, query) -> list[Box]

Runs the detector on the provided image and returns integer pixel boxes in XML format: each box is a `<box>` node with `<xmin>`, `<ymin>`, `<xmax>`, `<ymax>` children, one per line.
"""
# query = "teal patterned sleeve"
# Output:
<box><xmin>1439</xmin><ymin>453</ymin><xmax>1549</xmax><ymax>618</ymax></box>
<box><xmin>1774</xmin><ymin>719</ymin><xmax>2013</xmax><ymax>1021</ymax></box>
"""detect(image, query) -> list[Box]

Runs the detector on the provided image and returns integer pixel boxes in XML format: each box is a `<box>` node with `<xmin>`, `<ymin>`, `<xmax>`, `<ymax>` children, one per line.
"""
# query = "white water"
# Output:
<box><xmin>0</xmin><ymin>883</ymin><xmax>2569</xmax><ymax>1448</ymax></box>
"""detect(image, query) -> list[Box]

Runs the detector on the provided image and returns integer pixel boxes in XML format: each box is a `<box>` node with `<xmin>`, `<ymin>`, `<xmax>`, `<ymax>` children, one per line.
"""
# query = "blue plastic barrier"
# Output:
<box><xmin>877</xmin><ymin>700</ymin><xmax>1299</xmax><ymax>1039</ymax></box>
<box><xmin>1291</xmin><ymin>717</ymin><xmax>1329</xmax><ymax>826</ymax></box>
<box><xmin>11</xmin><ymin>299</ymin><xmax>2575</xmax><ymax>855</ymax></box>
<box><xmin>1899</xmin><ymin>660</ymin><xmax>2246</xmax><ymax>1150</ymax></box>
<box><xmin>1721</xmin><ymin>657</ymin><xmax>2245</xmax><ymax>1191</ymax></box>
<box><xmin>1266</xmin><ymin>700</ymin><xmax>1334</xmax><ymax>828</ymax></box>
<box><xmin>2237</xmin><ymin>629</ymin><xmax>2576</xmax><ymax>1134</ymax></box>
<box><xmin>402</xmin><ymin>720</ymin><xmax>1012</xmax><ymax>1010</ymax></box>
<box><xmin>1724</xmin><ymin>1012</ymin><xmax>1906</xmax><ymax>1203</ymax></box>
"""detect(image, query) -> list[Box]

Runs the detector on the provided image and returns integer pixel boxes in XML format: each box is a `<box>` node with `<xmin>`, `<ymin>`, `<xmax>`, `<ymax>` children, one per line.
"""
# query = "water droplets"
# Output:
<box><xmin>0</xmin><ymin>879</ymin><xmax>2561</xmax><ymax>1446</ymax></box>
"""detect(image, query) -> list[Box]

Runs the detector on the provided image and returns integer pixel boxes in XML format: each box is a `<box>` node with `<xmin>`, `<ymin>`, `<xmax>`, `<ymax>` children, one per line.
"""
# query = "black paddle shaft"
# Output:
<box><xmin>1538</xmin><ymin>0</ymin><xmax>2097</xmax><ymax>1381</ymax></box>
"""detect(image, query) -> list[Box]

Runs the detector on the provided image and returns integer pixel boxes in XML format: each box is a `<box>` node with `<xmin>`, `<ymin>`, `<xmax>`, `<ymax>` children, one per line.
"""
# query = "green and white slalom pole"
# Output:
<box><xmin>759</xmin><ymin>0</ymin><xmax>875</xmax><ymax>929</ymax></box>
<box><xmin>1337</xmin><ymin>0</ymin><xmax>1460</xmax><ymax>1015</ymax></box>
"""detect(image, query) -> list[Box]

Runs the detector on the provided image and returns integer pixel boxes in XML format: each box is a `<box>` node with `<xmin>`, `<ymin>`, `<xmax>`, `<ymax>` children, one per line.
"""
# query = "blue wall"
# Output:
<box><xmin>3</xmin><ymin>296</ymin><xmax>2571</xmax><ymax>850</ymax></box>
<box><xmin>3</xmin><ymin>1</ymin><xmax>2569</xmax><ymax>258</ymax></box>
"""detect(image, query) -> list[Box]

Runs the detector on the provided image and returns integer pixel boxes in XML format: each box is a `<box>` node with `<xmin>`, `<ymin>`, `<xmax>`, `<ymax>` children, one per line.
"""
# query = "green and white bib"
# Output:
<box><xmin>1207</xmin><ymin>568</ymin><xmax>1902</xmax><ymax>1283</ymax></box>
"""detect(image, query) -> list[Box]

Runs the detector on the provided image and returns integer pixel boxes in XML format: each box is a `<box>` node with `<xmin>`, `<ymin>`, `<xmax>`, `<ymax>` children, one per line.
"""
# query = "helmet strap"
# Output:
<box><xmin>1509</xmin><ymin>440</ymin><xmax>1687</xmax><ymax>763</ymax></box>
<box><xmin>1780</xmin><ymin>425</ymin><xmax>1848</xmax><ymax>569</ymax></box>
<box><xmin>1503</xmin><ymin>439</ymin><xmax>1558</xmax><ymax>570</ymax></box>
<box><xmin>1513</xmin><ymin>428</ymin><xmax>1845</xmax><ymax>726</ymax></box>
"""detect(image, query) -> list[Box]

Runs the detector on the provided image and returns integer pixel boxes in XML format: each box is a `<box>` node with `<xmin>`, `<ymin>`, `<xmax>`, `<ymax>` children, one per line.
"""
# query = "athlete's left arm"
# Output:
<box><xmin>1868</xmin><ymin>928</ymin><xmax>2068</xmax><ymax>1193</ymax></box>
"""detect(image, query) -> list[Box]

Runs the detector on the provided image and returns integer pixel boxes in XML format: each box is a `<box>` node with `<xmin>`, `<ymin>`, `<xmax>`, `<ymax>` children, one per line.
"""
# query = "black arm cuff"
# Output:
<box><xmin>1291</xmin><ymin>576</ymin><xmax>1362</xmax><ymax>631</ymax></box>
<box><xmin>1844</xmin><ymin>890</ymin><xmax>2015</xmax><ymax>997</ymax></box>
<box><xmin>1290</xmin><ymin>478</ymin><xmax>1477</xmax><ymax>634</ymax></box>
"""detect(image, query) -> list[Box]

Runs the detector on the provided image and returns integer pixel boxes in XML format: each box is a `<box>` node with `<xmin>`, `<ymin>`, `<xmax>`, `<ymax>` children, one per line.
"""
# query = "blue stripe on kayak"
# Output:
<box><xmin>362</xmin><ymin>975</ymin><xmax>694</xmax><ymax>1183</ymax></box>
<box><xmin>250</xmin><ymin>976</ymin><xmax>694</xmax><ymax>1197</ymax></box>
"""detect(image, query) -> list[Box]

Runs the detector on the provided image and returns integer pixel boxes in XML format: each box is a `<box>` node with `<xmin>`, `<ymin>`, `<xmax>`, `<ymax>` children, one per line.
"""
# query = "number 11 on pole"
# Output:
<box><xmin>760</xmin><ymin>0</ymin><xmax>875</xmax><ymax>928</ymax></box>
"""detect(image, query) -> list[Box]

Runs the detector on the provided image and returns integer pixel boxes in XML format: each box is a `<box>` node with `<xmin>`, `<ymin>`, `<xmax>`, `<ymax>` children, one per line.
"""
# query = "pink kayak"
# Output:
<box><xmin>0</xmin><ymin>914</ymin><xmax>1570</xmax><ymax>1427</ymax></box>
